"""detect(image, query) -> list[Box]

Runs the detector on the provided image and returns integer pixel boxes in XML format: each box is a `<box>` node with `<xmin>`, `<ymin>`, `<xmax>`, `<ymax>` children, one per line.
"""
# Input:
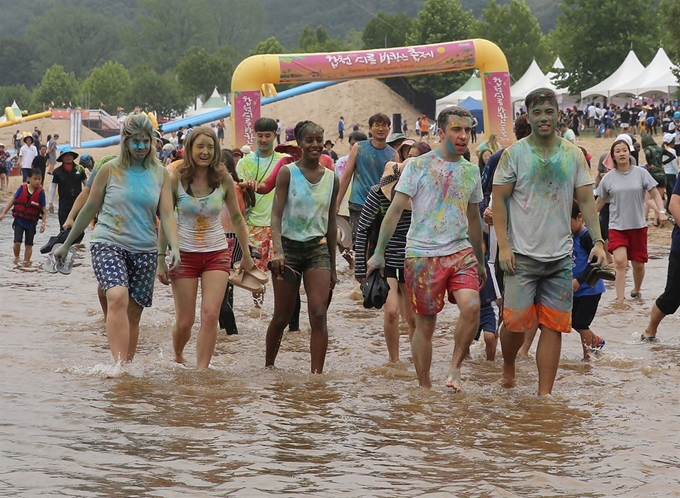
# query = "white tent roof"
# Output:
<box><xmin>613</xmin><ymin>48</ymin><xmax>678</xmax><ymax>96</ymax></box>
<box><xmin>510</xmin><ymin>60</ymin><xmax>546</xmax><ymax>102</ymax></box>
<box><xmin>435</xmin><ymin>73</ymin><xmax>482</xmax><ymax>115</ymax></box>
<box><xmin>544</xmin><ymin>56</ymin><xmax>569</xmax><ymax>95</ymax></box>
<box><xmin>580</xmin><ymin>51</ymin><xmax>645</xmax><ymax>99</ymax></box>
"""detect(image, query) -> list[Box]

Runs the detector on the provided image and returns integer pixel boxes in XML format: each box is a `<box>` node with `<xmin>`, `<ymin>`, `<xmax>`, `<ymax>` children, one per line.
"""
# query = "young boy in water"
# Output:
<box><xmin>571</xmin><ymin>201</ymin><xmax>606</xmax><ymax>361</ymax></box>
<box><xmin>0</xmin><ymin>168</ymin><xmax>47</xmax><ymax>265</ymax></box>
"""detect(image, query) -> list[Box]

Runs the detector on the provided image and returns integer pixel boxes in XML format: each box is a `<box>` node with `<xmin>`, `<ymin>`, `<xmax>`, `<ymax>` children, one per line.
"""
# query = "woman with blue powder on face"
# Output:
<box><xmin>55</xmin><ymin>114</ymin><xmax>180</xmax><ymax>365</ymax></box>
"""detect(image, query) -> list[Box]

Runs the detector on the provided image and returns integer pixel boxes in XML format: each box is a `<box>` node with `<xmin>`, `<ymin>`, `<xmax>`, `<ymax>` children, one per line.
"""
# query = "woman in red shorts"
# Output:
<box><xmin>157</xmin><ymin>127</ymin><xmax>254</xmax><ymax>368</ymax></box>
<box><xmin>596</xmin><ymin>139</ymin><xmax>667</xmax><ymax>302</ymax></box>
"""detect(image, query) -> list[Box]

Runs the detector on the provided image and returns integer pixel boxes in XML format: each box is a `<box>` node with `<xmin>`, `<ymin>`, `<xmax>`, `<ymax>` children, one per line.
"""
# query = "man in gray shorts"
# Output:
<box><xmin>493</xmin><ymin>88</ymin><xmax>606</xmax><ymax>396</ymax></box>
<box><xmin>47</xmin><ymin>134</ymin><xmax>59</xmax><ymax>174</ymax></box>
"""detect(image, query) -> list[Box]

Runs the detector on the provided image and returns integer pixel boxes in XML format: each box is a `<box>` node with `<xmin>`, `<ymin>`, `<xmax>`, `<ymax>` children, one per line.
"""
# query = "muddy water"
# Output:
<box><xmin>2</xmin><ymin>220</ymin><xmax>680</xmax><ymax>497</ymax></box>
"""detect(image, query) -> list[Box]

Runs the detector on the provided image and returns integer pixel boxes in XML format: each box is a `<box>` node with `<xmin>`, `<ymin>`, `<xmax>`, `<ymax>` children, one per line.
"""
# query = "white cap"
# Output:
<box><xmin>615</xmin><ymin>133</ymin><xmax>634</xmax><ymax>152</ymax></box>
<box><xmin>162</xmin><ymin>143</ymin><xmax>175</xmax><ymax>152</ymax></box>
<box><xmin>662</xmin><ymin>133</ymin><xmax>675</xmax><ymax>144</ymax></box>
<box><xmin>241</xmin><ymin>145</ymin><xmax>252</xmax><ymax>154</ymax></box>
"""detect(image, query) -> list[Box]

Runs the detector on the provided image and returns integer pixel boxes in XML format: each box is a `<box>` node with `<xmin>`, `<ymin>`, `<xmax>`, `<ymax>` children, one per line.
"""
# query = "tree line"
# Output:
<box><xmin>0</xmin><ymin>0</ymin><xmax>677</xmax><ymax>118</ymax></box>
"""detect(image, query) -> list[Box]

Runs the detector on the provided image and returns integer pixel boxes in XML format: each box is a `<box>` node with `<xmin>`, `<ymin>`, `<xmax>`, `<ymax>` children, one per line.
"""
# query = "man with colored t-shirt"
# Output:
<box><xmin>367</xmin><ymin>106</ymin><xmax>486</xmax><ymax>391</ymax></box>
<box><xmin>236</xmin><ymin>117</ymin><xmax>284</xmax><ymax>272</ymax></box>
<box><xmin>492</xmin><ymin>88</ymin><xmax>605</xmax><ymax>396</ymax></box>
<box><xmin>336</xmin><ymin>113</ymin><xmax>396</xmax><ymax>242</ymax></box>
<box><xmin>641</xmin><ymin>175</ymin><xmax>680</xmax><ymax>342</ymax></box>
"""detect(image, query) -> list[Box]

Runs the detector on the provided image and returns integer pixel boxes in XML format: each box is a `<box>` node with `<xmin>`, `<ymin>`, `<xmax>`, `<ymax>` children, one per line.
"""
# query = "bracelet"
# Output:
<box><xmin>592</xmin><ymin>237</ymin><xmax>605</xmax><ymax>246</ymax></box>
<box><xmin>659</xmin><ymin>209</ymin><xmax>667</xmax><ymax>215</ymax></box>
<box><xmin>157</xmin><ymin>253</ymin><xmax>166</xmax><ymax>257</ymax></box>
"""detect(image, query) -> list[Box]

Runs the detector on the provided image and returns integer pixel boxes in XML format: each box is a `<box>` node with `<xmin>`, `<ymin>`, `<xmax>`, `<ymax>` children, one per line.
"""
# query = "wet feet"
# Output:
<box><xmin>640</xmin><ymin>334</ymin><xmax>659</xmax><ymax>343</ymax></box>
<box><xmin>501</xmin><ymin>362</ymin><xmax>516</xmax><ymax>388</ymax></box>
<box><xmin>174</xmin><ymin>353</ymin><xmax>186</xmax><ymax>364</ymax></box>
<box><xmin>445</xmin><ymin>369</ymin><xmax>462</xmax><ymax>392</ymax></box>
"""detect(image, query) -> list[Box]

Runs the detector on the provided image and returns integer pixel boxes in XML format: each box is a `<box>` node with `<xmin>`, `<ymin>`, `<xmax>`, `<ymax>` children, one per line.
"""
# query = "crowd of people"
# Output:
<box><xmin>1</xmin><ymin>86</ymin><xmax>679</xmax><ymax>396</ymax></box>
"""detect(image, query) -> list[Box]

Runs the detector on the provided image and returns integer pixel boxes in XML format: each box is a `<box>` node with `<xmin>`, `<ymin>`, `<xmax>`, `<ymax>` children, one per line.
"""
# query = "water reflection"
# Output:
<box><xmin>1</xmin><ymin>216</ymin><xmax>679</xmax><ymax>496</ymax></box>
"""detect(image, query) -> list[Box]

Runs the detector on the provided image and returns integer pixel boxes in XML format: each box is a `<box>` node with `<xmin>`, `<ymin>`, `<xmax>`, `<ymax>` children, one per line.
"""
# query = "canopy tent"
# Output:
<box><xmin>0</xmin><ymin>100</ymin><xmax>23</xmax><ymax>123</ymax></box>
<box><xmin>510</xmin><ymin>59</ymin><xmax>547</xmax><ymax>103</ymax></box>
<box><xmin>435</xmin><ymin>73</ymin><xmax>482</xmax><ymax>116</ymax></box>
<box><xmin>186</xmin><ymin>87</ymin><xmax>228</xmax><ymax>117</ymax></box>
<box><xmin>580</xmin><ymin>51</ymin><xmax>645</xmax><ymax>99</ymax></box>
<box><xmin>613</xmin><ymin>48</ymin><xmax>678</xmax><ymax>96</ymax></box>
<box><xmin>457</xmin><ymin>96</ymin><xmax>484</xmax><ymax>133</ymax></box>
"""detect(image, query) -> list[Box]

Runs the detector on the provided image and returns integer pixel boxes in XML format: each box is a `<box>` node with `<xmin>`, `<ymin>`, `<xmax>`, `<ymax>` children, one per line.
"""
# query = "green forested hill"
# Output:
<box><xmin>1</xmin><ymin>0</ymin><xmax>561</xmax><ymax>48</ymax></box>
<box><xmin>259</xmin><ymin>0</ymin><xmax>561</xmax><ymax>47</ymax></box>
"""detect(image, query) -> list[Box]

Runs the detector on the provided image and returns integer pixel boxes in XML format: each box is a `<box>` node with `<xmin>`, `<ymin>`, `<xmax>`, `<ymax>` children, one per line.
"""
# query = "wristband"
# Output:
<box><xmin>157</xmin><ymin>253</ymin><xmax>166</xmax><ymax>257</ymax></box>
<box><xmin>659</xmin><ymin>209</ymin><xmax>667</xmax><ymax>215</ymax></box>
<box><xmin>592</xmin><ymin>237</ymin><xmax>604</xmax><ymax>246</ymax></box>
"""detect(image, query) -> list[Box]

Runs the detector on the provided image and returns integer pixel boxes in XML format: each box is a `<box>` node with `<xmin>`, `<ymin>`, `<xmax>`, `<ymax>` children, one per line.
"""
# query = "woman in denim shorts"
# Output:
<box><xmin>55</xmin><ymin>115</ymin><xmax>180</xmax><ymax>364</ymax></box>
<box><xmin>157</xmin><ymin>128</ymin><xmax>254</xmax><ymax>368</ymax></box>
<box><xmin>266</xmin><ymin>121</ymin><xmax>339</xmax><ymax>373</ymax></box>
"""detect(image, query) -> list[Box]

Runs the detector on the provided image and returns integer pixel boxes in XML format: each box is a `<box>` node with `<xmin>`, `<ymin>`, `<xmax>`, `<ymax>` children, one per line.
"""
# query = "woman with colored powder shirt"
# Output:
<box><xmin>265</xmin><ymin>121</ymin><xmax>339</xmax><ymax>373</ymax></box>
<box><xmin>55</xmin><ymin>114</ymin><xmax>180</xmax><ymax>364</ymax></box>
<box><xmin>157</xmin><ymin>127</ymin><xmax>254</xmax><ymax>369</ymax></box>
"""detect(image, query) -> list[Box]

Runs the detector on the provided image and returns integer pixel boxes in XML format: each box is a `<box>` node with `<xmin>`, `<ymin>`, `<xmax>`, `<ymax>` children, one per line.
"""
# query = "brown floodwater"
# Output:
<box><xmin>2</xmin><ymin>221</ymin><xmax>680</xmax><ymax>497</ymax></box>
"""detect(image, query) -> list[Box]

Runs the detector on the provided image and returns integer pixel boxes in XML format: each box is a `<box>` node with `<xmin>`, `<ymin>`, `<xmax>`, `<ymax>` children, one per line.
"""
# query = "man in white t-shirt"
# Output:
<box><xmin>367</xmin><ymin>106</ymin><xmax>485</xmax><ymax>391</ymax></box>
<box><xmin>493</xmin><ymin>88</ymin><xmax>606</xmax><ymax>396</ymax></box>
<box><xmin>18</xmin><ymin>135</ymin><xmax>38</xmax><ymax>184</ymax></box>
<box><xmin>587</xmin><ymin>104</ymin><xmax>598</xmax><ymax>129</ymax></box>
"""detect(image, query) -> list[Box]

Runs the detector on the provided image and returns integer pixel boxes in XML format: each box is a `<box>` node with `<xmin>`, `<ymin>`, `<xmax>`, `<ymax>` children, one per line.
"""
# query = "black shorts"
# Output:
<box><xmin>572</xmin><ymin>294</ymin><xmax>602</xmax><ymax>330</ymax></box>
<box><xmin>651</xmin><ymin>173</ymin><xmax>666</xmax><ymax>188</ymax></box>
<box><xmin>338</xmin><ymin>130</ymin><xmax>344</xmax><ymax>139</ymax></box>
<box><xmin>13</xmin><ymin>220</ymin><xmax>36</xmax><ymax>246</ymax></box>
<box><xmin>348</xmin><ymin>202</ymin><xmax>362</xmax><ymax>244</ymax></box>
<box><xmin>384</xmin><ymin>266</ymin><xmax>405</xmax><ymax>283</ymax></box>
<box><xmin>599</xmin><ymin>203</ymin><xmax>610</xmax><ymax>241</ymax></box>
<box><xmin>656</xmin><ymin>250</ymin><xmax>680</xmax><ymax>315</ymax></box>
<box><xmin>420</xmin><ymin>131</ymin><xmax>429</xmax><ymax>136</ymax></box>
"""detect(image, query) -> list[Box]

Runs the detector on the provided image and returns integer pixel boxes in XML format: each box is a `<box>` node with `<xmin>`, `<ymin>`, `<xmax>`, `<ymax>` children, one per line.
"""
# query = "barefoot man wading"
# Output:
<box><xmin>367</xmin><ymin>106</ymin><xmax>486</xmax><ymax>390</ymax></box>
<box><xmin>493</xmin><ymin>88</ymin><xmax>606</xmax><ymax>395</ymax></box>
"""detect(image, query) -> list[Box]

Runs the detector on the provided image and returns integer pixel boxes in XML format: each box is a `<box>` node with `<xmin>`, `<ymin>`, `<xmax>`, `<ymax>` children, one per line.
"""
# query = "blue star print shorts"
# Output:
<box><xmin>91</xmin><ymin>243</ymin><xmax>158</xmax><ymax>308</ymax></box>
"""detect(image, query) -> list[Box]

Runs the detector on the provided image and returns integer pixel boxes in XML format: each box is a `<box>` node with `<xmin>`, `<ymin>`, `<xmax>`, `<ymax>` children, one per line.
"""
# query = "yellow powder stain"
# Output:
<box><xmin>112</xmin><ymin>214</ymin><xmax>124</xmax><ymax>233</ymax></box>
<box><xmin>195</xmin><ymin>215</ymin><xmax>209</xmax><ymax>244</ymax></box>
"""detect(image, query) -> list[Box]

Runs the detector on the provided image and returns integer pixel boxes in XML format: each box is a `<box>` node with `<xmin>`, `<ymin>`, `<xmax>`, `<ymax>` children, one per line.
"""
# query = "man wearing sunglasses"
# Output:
<box><xmin>337</xmin><ymin>113</ymin><xmax>398</xmax><ymax>243</ymax></box>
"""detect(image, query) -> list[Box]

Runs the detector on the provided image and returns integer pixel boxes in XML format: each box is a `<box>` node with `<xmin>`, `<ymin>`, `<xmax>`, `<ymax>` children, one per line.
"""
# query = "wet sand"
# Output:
<box><xmin>1</xmin><ymin>179</ymin><xmax>679</xmax><ymax>496</ymax></box>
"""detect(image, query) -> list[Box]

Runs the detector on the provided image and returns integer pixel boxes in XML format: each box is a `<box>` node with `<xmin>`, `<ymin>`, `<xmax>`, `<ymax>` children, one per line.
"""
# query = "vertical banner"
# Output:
<box><xmin>232</xmin><ymin>90</ymin><xmax>261</xmax><ymax>149</ymax></box>
<box><xmin>69</xmin><ymin>111</ymin><xmax>82</xmax><ymax>148</ymax></box>
<box><xmin>482</xmin><ymin>71</ymin><xmax>513</xmax><ymax>146</ymax></box>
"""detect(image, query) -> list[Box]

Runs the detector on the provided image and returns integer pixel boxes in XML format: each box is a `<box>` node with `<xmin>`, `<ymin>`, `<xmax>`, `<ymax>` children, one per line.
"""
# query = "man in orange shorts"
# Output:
<box><xmin>493</xmin><ymin>88</ymin><xmax>606</xmax><ymax>395</ymax></box>
<box><xmin>367</xmin><ymin>106</ymin><xmax>486</xmax><ymax>391</ymax></box>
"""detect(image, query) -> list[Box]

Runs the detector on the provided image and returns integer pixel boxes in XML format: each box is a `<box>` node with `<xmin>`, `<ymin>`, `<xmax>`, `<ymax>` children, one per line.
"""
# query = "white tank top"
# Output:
<box><xmin>176</xmin><ymin>182</ymin><xmax>228</xmax><ymax>252</ymax></box>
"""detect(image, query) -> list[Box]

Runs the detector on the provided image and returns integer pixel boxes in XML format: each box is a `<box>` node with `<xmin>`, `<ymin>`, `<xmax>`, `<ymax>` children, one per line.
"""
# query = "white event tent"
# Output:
<box><xmin>613</xmin><ymin>47</ymin><xmax>678</xmax><ymax>97</ymax></box>
<box><xmin>435</xmin><ymin>73</ymin><xmax>482</xmax><ymax>116</ymax></box>
<box><xmin>580</xmin><ymin>51</ymin><xmax>645</xmax><ymax>99</ymax></box>
<box><xmin>186</xmin><ymin>87</ymin><xmax>228</xmax><ymax>117</ymax></box>
<box><xmin>510</xmin><ymin>59</ymin><xmax>546</xmax><ymax>103</ymax></box>
<box><xmin>510</xmin><ymin>57</ymin><xmax>572</xmax><ymax>108</ymax></box>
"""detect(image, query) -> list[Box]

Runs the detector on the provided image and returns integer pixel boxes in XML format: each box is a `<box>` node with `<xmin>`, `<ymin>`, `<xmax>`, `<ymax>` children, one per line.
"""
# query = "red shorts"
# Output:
<box><xmin>404</xmin><ymin>247</ymin><xmax>479</xmax><ymax>315</ymax></box>
<box><xmin>608</xmin><ymin>227</ymin><xmax>648</xmax><ymax>263</ymax></box>
<box><xmin>169</xmin><ymin>248</ymin><xmax>231</xmax><ymax>279</ymax></box>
